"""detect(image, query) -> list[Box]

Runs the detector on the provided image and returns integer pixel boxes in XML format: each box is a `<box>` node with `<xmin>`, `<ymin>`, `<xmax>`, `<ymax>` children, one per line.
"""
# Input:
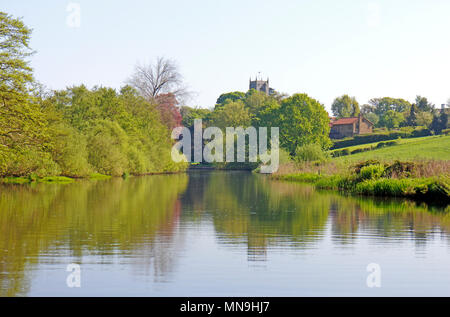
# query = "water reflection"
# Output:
<box><xmin>0</xmin><ymin>175</ymin><xmax>188</xmax><ymax>296</ymax></box>
<box><xmin>181</xmin><ymin>172</ymin><xmax>449</xmax><ymax>260</ymax></box>
<box><xmin>0</xmin><ymin>171</ymin><xmax>449</xmax><ymax>296</ymax></box>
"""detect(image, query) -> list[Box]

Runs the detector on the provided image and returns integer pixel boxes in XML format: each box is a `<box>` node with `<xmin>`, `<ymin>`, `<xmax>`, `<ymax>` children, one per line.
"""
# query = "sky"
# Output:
<box><xmin>2</xmin><ymin>0</ymin><xmax>450</xmax><ymax>112</ymax></box>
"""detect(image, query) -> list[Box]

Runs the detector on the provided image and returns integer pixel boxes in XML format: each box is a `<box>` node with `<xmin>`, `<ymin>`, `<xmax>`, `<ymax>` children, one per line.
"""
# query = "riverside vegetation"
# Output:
<box><xmin>1</xmin><ymin>11</ymin><xmax>449</xmax><ymax>204</ymax></box>
<box><xmin>273</xmin><ymin>136</ymin><xmax>450</xmax><ymax>204</ymax></box>
<box><xmin>0</xmin><ymin>12</ymin><xmax>187</xmax><ymax>183</ymax></box>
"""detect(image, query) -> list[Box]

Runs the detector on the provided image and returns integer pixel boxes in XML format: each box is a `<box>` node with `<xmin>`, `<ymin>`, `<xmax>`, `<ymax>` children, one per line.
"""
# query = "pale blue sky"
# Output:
<box><xmin>2</xmin><ymin>0</ymin><xmax>450</xmax><ymax>111</ymax></box>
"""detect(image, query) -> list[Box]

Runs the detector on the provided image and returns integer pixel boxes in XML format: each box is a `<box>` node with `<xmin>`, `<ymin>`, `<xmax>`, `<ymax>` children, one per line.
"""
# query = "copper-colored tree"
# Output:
<box><xmin>155</xmin><ymin>93</ymin><xmax>182</xmax><ymax>130</ymax></box>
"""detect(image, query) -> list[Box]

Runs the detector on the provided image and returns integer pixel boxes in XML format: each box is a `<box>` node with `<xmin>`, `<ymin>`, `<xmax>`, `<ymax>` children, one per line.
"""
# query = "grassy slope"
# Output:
<box><xmin>331</xmin><ymin>135</ymin><xmax>450</xmax><ymax>163</ymax></box>
<box><xmin>274</xmin><ymin>136</ymin><xmax>450</xmax><ymax>201</ymax></box>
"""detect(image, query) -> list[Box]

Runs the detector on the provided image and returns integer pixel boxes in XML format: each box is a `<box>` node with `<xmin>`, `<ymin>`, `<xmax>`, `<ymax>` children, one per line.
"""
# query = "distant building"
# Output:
<box><xmin>249</xmin><ymin>77</ymin><xmax>275</xmax><ymax>95</ymax></box>
<box><xmin>329</xmin><ymin>114</ymin><xmax>374</xmax><ymax>139</ymax></box>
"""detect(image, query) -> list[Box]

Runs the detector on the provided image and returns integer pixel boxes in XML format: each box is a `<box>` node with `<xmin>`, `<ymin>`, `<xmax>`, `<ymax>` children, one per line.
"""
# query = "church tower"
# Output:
<box><xmin>249</xmin><ymin>76</ymin><xmax>274</xmax><ymax>95</ymax></box>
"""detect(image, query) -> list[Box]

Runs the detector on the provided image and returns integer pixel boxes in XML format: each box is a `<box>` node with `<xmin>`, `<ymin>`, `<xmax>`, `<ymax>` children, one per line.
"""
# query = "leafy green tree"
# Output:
<box><xmin>379</xmin><ymin>110</ymin><xmax>405</xmax><ymax>129</ymax></box>
<box><xmin>360</xmin><ymin>104</ymin><xmax>375</xmax><ymax>114</ymax></box>
<box><xmin>209</xmin><ymin>99</ymin><xmax>251</xmax><ymax>129</ymax></box>
<box><xmin>243</xmin><ymin>89</ymin><xmax>280</xmax><ymax>126</ymax></box>
<box><xmin>415</xmin><ymin>111</ymin><xmax>433</xmax><ymax>127</ymax></box>
<box><xmin>86</xmin><ymin>120</ymin><xmax>129</xmax><ymax>176</ymax></box>
<box><xmin>43</xmin><ymin>85</ymin><xmax>186</xmax><ymax>176</ymax></box>
<box><xmin>278</xmin><ymin>93</ymin><xmax>331</xmax><ymax>154</ymax></box>
<box><xmin>270</xmin><ymin>91</ymin><xmax>289</xmax><ymax>102</ymax></box>
<box><xmin>331</xmin><ymin>94</ymin><xmax>360</xmax><ymax>118</ymax></box>
<box><xmin>364</xmin><ymin>112</ymin><xmax>379</xmax><ymax>126</ymax></box>
<box><xmin>45</xmin><ymin>107</ymin><xmax>92</xmax><ymax>177</ymax></box>
<box><xmin>253</xmin><ymin>98</ymin><xmax>280</xmax><ymax>129</ymax></box>
<box><xmin>406</xmin><ymin>104</ymin><xmax>419</xmax><ymax>126</ymax></box>
<box><xmin>0</xmin><ymin>12</ymin><xmax>55</xmax><ymax>176</ymax></box>
<box><xmin>180</xmin><ymin>106</ymin><xmax>211</xmax><ymax>127</ymax></box>
<box><xmin>0</xmin><ymin>12</ymin><xmax>33</xmax><ymax>100</ymax></box>
<box><xmin>215</xmin><ymin>91</ymin><xmax>245</xmax><ymax>109</ymax></box>
<box><xmin>369</xmin><ymin>97</ymin><xmax>411</xmax><ymax>116</ymax></box>
<box><xmin>430</xmin><ymin>110</ymin><xmax>448</xmax><ymax>135</ymax></box>
<box><xmin>0</xmin><ymin>13</ymin><xmax>187</xmax><ymax>178</ymax></box>
<box><xmin>415</xmin><ymin>95</ymin><xmax>434</xmax><ymax>112</ymax></box>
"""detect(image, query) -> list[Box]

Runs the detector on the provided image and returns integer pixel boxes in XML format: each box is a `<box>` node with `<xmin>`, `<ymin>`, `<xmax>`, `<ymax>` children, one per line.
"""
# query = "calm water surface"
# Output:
<box><xmin>1</xmin><ymin>171</ymin><xmax>449</xmax><ymax>296</ymax></box>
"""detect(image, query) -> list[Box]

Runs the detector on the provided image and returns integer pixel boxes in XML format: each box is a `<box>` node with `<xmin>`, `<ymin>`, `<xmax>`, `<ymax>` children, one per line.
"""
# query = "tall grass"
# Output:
<box><xmin>273</xmin><ymin>160</ymin><xmax>450</xmax><ymax>203</ymax></box>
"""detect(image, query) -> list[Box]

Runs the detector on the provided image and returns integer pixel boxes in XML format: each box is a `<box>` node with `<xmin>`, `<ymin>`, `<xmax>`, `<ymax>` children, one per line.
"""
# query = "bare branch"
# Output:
<box><xmin>126</xmin><ymin>57</ymin><xmax>189</xmax><ymax>104</ymax></box>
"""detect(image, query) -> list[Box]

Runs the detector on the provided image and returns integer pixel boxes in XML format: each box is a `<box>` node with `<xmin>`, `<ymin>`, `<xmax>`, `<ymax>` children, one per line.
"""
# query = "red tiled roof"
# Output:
<box><xmin>331</xmin><ymin>117</ymin><xmax>358</xmax><ymax>125</ymax></box>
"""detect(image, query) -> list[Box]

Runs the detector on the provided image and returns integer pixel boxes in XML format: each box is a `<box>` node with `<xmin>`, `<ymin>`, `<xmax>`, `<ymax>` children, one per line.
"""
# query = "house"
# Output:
<box><xmin>329</xmin><ymin>114</ymin><xmax>374</xmax><ymax>139</ymax></box>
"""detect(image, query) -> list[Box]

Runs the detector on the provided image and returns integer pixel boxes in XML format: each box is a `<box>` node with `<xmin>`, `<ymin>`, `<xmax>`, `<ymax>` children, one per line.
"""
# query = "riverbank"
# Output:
<box><xmin>0</xmin><ymin>174</ymin><xmax>111</xmax><ymax>184</ymax></box>
<box><xmin>272</xmin><ymin>160</ymin><xmax>450</xmax><ymax>204</ymax></box>
<box><xmin>0</xmin><ymin>170</ymin><xmax>188</xmax><ymax>184</ymax></box>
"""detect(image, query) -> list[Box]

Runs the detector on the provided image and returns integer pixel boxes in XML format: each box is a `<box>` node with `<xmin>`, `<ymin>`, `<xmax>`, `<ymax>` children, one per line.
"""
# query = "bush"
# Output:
<box><xmin>355</xmin><ymin>178</ymin><xmax>409</xmax><ymax>196</ymax></box>
<box><xmin>315</xmin><ymin>175</ymin><xmax>342</xmax><ymax>189</ymax></box>
<box><xmin>355</xmin><ymin>177</ymin><xmax>449</xmax><ymax>202</ymax></box>
<box><xmin>279</xmin><ymin>148</ymin><xmax>293</xmax><ymax>164</ymax></box>
<box><xmin>383</xmin><ymin>160</ymin><xmax>416</xmax><ymax>178</ymax></box>
<box><xmin>294</xmin><ymin>144</ymin><xmax>329</xmax><ymax>163</ymax></box>
<box><xmin>411</xmin><ymin>127</ymin><xmax>431</xmax><ymax>137</ymax></box>
<box><xmin>353</xmin><ymin>160</ymin><xmax>382</xmax><ymax>173</ymax></box>
<box><xmin>351</xmin><ymin>147</ymin><xmax>372</xmax><ymax>154</ymax></box>
<box><xmin>359</xmin><ymin>164</ymin><xmax>385</xmax><ymax>180</ymax></box>
<box><xmin>332</xmin><ymin>128</ymin><xmax>432</xmax><ymax>149</ymax></box>
<box><xmin>2</xmin><ymin>147</ymin><xmax>60</xmax><ymax>177</ymax></box>
<box><xmin>331</xmin><ymin>148</ymin><xmax>350</xmax><ymax>157</ymax></box>
<box><xmin>376</xmin><ymin>140</ymin><xmax>398</xmax><ymax>149</ymax></box>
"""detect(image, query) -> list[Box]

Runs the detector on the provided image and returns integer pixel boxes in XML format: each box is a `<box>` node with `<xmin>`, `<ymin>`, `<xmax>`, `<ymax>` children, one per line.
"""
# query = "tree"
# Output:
<box><xmin>270</xmin><ymin>91</ymin><xmax>289</xmax><ymax>102</ymax></box>
<box><xmin>0</xmin><ymin>12</ymin><xmax>34</xmax><ymax>98</ymax></box>
<box><xmin>365</xmin><ymin>112</ymin><xmax>379</xmax><ymax>126</ymax></box>
<box><xmin>180</xmin><ymin>106</ymin><xmax>211</xmax><ymax>127</ymax></box>
<box><xmin>406</xmin><ymin>104</ymin><xmax>419</xmax><ymax>126</ymax></box>
<box><xmin>209</xmin><ymin>99</ymin><xmax>251</xmax><ymax>129</ymax></box>
<box><xmin>415</xmin><ymin>111</ymin><xmax>433</xmax><ymax>127</ymax></box>
<box><xmin>127</xmin><ymin>57</ymin><xmax>187</xmax><ymax>102</ymax></box>
<box><xmin>369</xmin><ymin>97</ymin><xmax>411</xmax><ymax>115</ymax></box>
<box><xmin>278</xmin><ymin>93</ymin><xmax>331</xmax><ymax>154</ymax></box>
<box><xmin>0</xmin><ymin>13</ymin><xmax>187</xmax><ymax>177</ymax></box>
<box><xmin>331</xmin><ymin>94</ymin><xmax>360</xmax><ymax>118</ymax></box>
<box><xmin>155</xmin><ymin>93</ymin><xmax>182</xmax><ymax>130</ymax></box>
<box><xmin>0</xmin><ymin>12</ymin><xmax>52</xmax><ymax>173</ymax></box>
<box><xmin>127</xmin><ymin>57</ymin><xmax>188</xmax><ymax>132</ymax></box>
<box><xmin>415</xmin><ymin>95</ymin><xmax>434</xmax><ymax>112</ymax></box>
<box><xmin>380</xmin><ymin>110</ymin><xmax>405</xmax><ymax>129</ymax></box>
<box><xmin>243</xmin><ymin>89</ymin><xmax>279</xmax><ymax>126</ymax></box>
<box><xmin>430</xmin><ymin>110</ymin><xmax>448</xmax><ymax>135</ymax></box>
<box><xmin>215</xmin><ymin>91</ymin><xmax>245</xmax><ymax>108</ymax></box>
<box><xmin>360</xmin><ymin>104</ymin><xmax>375</xmax><ymax>114</ymax></box>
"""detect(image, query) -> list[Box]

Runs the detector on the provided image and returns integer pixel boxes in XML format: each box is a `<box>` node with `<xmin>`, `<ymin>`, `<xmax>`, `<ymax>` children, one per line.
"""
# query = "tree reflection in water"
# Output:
<box><xmin>0</xmin><ymin>171</ymin><xmax>448</xmax><ymax>296</ymax></box>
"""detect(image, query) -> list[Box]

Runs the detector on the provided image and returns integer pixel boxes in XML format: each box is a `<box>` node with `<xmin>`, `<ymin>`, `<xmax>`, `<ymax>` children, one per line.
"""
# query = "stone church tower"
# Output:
<box><xmin>249</xmin><ymin>77</ymin><xmax>274</xmax><ymax>95</ymax></box>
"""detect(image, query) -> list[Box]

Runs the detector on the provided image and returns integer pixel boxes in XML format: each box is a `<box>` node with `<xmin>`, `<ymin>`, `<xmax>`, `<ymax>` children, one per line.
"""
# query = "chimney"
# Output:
<box><xmin>358</xmin><ymin>113</ymin><xmax>363</xmax><ymax>134</ymax></box>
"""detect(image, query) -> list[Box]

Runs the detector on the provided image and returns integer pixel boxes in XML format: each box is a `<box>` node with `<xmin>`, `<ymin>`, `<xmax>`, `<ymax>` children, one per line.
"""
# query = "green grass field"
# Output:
<box><xmin>275</xmin><ymin>135</ymin><xmax>450</xmax><ymax>201</ymax></box>
<box><xmin>331</xmin><ymin>135</ymin><xmax>450</xmax><ymax>163</ymax></box>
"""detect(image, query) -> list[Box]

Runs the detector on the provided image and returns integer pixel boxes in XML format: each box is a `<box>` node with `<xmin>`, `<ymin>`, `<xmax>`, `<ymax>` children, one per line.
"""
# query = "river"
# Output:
<box><xmin>0</xmin><ymin>171</ymin><xmax>449</xmax><ymax>296</ymax></box>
